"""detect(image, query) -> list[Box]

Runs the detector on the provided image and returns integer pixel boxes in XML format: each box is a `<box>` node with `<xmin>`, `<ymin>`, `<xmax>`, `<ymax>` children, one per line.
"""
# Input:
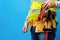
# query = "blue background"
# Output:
<box><xmin>0</xmin><ymin>0</ymin><xmax>60</xmax><ymax>40</ymax></box>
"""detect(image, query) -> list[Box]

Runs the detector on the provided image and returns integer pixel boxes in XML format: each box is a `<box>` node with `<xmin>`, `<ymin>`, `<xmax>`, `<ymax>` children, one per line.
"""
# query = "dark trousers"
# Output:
<box><xmin>48</xmin><ymin>32</ymin><xmax>56</xmax><ymax>40</ymax></box>
<box><xmin>48</xmin><ymin>28</ymin><xmax>56</xmax><ymax>40</ymax></box>
<box><xmin>30</xmin><ymin>27</ymin><xmax>45</xmax><ymax>40</ymax></box>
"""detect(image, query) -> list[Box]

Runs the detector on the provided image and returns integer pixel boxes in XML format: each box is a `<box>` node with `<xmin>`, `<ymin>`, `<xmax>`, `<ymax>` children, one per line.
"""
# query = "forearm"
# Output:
<box><xmin>24</xmin><ymin>11</ymin><xmax>30</xmax><ymax>27</ymax></box>
<box><xmin>55</xmin><ymin>1</ymin><xmax>60</xmax><ymax>8</ymax></box>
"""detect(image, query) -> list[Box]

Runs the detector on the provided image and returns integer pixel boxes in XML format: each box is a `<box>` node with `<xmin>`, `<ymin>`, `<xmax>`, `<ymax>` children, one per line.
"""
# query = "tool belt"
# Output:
<box><xmin>37</xmin><ymin>9</ymin><xmax>57</xmax><ymax>32</ymax></box>
<box><xmin>28</xmin><ymin>10</ymin><xmax>57</xmax><ymax>33</ymax></box>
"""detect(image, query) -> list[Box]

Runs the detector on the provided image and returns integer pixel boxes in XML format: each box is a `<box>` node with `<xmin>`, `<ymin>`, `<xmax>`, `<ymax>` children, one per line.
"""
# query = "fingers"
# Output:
<box><xmin>42</xmin><ymin>1</ymin><xmax>48</xmax><ymax>9</ymax></box>
<box><xmin>22</xmin><ymin>25</ymin><xmax>27</xmax><ymax>32</ymax></box>
<box><xmin>22</xmin><ymin>27</ymin><xmax>27</xmax><ymax>32</ymax></box>
<box><xmin>44</xmin><ymin>3</ymin><xmax>49</xmax><ymax>10</ymax></box>
<box><xmin>42</xmin><ymin>1</ymin><xmax>50</xmax><ymax>10</ymax></box>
